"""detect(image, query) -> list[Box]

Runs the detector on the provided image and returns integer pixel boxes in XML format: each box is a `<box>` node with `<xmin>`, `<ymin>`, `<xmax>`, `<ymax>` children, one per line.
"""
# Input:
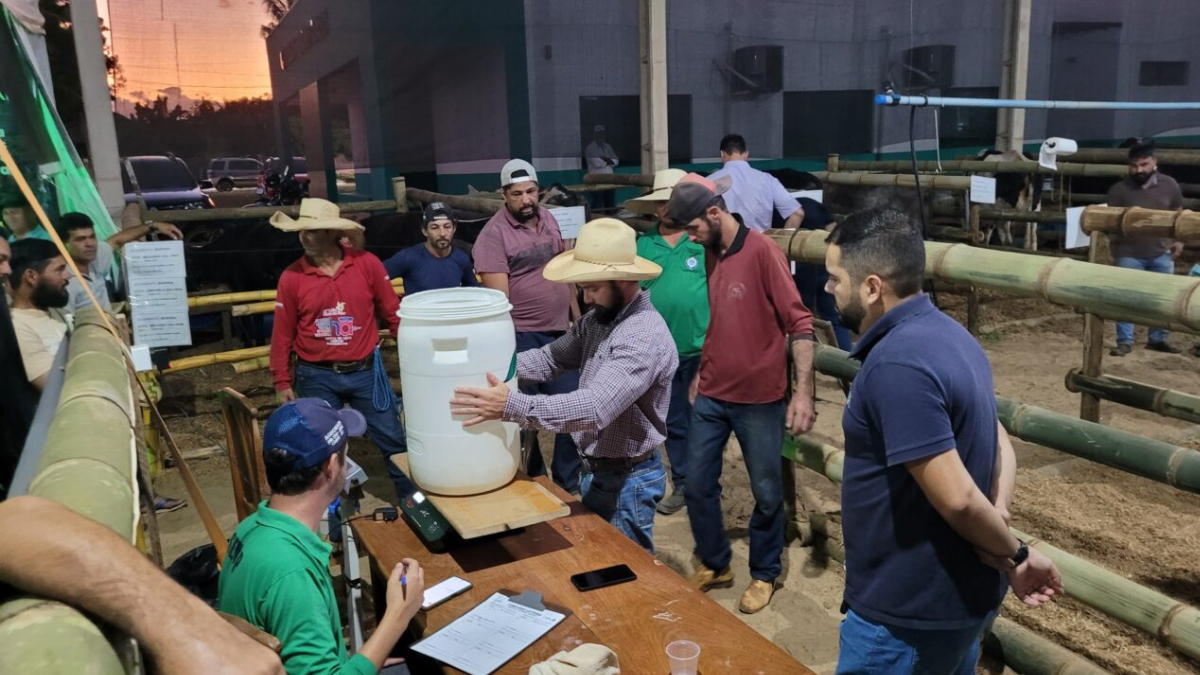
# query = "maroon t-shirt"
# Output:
<box><xmin>472</xmin><ymin>206</ymin><xmax>571</xmax><ymax>333</ymax></box>
<box><xmin>699</xmin><ymin>219</ymin><xmax>814</xmax><ymax>404</ymax></box>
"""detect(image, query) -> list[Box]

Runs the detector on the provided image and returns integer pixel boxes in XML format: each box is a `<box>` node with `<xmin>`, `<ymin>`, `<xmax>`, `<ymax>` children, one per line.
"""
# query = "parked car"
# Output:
<box><xmin>205</xmin><ymin>157</ymin><xmax>264</xmax><ymax>191</ymax></box>
<box><xmin>122</xmin><ymin>155</ymin><xmax>214</xmax><ymax>211</ymax></box>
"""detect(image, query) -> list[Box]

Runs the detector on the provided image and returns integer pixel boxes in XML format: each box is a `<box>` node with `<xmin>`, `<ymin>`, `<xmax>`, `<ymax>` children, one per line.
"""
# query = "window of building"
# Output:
<box><xmin>782</xmin><ymin>90</ymin><xmax>874</xmax><ymax>158</ymax></box>
<box><xmin>938</xmin><ymin>87</ymin><xmax>1000</xmax><ymax>147</ymax></box>
<box><xmin>1139</xmin><ymin>61</ymin><xmax>1189</xmax><ymax>87</ymax></box>
<box><xmin>578</xmin><ymin>95</ymin><xmax>692</xmax><ymax>165</ymax></box>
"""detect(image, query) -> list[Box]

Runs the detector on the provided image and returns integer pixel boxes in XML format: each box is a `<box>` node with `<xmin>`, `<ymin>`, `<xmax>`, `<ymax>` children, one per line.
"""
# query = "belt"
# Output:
<box><xmin>581</xmin><ymin>449</ymin><xmax>657</xmax><ymax>473</ymax></box>
<box><xmin>297</xmin><ymin>355</ymin><xmax>373</xmax><ymax>374</ymax></box>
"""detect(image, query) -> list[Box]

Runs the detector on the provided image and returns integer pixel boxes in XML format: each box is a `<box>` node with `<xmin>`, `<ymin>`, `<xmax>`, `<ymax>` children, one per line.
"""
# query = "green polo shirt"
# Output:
<box><xmin>637</xmin><ymin>226</ymin><xmax>709</xmax><ymax>357</ymax></box>
<box><xmin>218</xmin><ymin>502</ymin><xmax>376</xmax><ymax>675</ymax></box>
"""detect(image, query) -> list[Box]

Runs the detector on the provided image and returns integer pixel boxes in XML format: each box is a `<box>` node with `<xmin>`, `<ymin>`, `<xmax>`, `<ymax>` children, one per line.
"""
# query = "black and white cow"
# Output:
<box><xmin>977</xmin><ymin>149</ymin><xmax>1045</xmax><ymax>250</ymax></box>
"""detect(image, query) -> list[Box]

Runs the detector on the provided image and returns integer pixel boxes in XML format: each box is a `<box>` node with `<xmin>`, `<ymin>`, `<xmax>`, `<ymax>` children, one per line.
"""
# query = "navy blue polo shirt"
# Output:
<box><xmin>841</xmin><ymin>293</ymin><xmax>1007</xmax><ymax>630</ymax></box>
<box><xmin>383</xmin><ymin>243</ymin><xmax>478</xmax><ymax>296</ymax></box>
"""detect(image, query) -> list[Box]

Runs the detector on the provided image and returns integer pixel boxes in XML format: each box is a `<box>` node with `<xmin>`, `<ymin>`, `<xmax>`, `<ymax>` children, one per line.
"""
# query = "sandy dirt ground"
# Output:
<box><xmin>151</xmin><ymin>290</ymin><xmax>1200</xmax><ymax>675</ymax></box>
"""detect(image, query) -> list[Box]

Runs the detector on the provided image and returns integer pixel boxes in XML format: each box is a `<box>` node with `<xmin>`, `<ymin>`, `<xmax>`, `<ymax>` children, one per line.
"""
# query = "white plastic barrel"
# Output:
<box><xmin>397</xmin><ymin>288</ymin><xmax>520</xmax><ymax>495</ymax></box>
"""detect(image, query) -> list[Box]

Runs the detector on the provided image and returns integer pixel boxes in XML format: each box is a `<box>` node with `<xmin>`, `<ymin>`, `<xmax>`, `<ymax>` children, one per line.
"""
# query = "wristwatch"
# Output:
<box><xmin>1010</xmin><ymin>540</ymin><xmax>1029</xmax><ymax>566</ymax></box>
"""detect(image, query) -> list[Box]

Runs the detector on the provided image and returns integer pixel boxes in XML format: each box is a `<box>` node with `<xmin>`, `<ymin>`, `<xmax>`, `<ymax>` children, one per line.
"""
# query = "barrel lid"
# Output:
<box><xmin>398</xmin><ymin>287</ymin><xmax>513</xmax><ymax>322</ymax></box>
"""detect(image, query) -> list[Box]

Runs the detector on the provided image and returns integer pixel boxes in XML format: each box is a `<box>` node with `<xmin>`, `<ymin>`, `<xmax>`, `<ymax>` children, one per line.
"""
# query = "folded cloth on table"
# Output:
<box><xmin>527</xmin><ymin>643</ymin><xmax>619</xmax><ymax>675</ymax></box>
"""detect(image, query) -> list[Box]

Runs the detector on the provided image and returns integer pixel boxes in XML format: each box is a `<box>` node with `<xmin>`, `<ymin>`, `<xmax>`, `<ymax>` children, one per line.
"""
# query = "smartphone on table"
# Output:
<box><xmin>571</xmin><ymin>564</ymin><xmax>637</xmax><ymax>592</ymax></box>
<box><xmin>421</xmin><ymin>576</ymin><xmax>473</xmax><ymax>611</ymax></box>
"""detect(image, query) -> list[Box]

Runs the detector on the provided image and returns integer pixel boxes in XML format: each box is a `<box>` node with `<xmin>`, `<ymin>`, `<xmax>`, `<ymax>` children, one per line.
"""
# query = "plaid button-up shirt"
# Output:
<box><xmin>503</xmin><ymin>292</ymin><xmax>678</xmax><ymax>459</ymax></box>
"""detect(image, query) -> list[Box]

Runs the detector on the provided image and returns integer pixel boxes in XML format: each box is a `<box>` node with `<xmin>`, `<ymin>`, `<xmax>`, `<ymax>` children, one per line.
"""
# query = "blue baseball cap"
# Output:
<box><xmin>263</xmin><ymin>399</ymin><xmax>367</xmax><ymax>469</ymax></box>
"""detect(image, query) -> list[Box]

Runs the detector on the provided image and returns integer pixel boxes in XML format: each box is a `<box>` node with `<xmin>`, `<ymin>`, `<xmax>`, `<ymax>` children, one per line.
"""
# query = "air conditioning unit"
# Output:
<box><xmin>903</xmin><ymin>45</ymin><xmax>955</xmax><ymax>91</ymax></box>
<box><xmin>732</xmin><ymin>45</ymin><xmax>783</xmax><ymax>95</ymax></box>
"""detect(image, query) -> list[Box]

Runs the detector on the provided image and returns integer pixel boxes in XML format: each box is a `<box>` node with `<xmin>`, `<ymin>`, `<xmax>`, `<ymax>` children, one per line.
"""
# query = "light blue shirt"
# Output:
<box><xmin>708</xmin><ymin>160</ymin><xmax>801</xmax><ymax>232</ymax></box>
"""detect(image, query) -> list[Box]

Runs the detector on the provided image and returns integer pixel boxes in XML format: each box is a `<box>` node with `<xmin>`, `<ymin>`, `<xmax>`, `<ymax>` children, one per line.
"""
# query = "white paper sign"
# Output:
<box><xmin>1064</xmin><ymin>205</ymin><xmax>1097</xmax><ymax>250</ymax></box>
<box><xmin>549</xmin><ymin>206</ymin><xmax>586</xmax><ymax>239</ymax></box>
<box><xmin>788</xmin><ymin>189</ymin><xmax>824</xmax><ymax>203</ymax></box>
<box><xmin>125</xmin><ymin>241</ymin><xmax>192</xmax><ymax>347</ymax></box>
<box><xmin>970</xmin><ymin>176</ymin><xmax>997</xmax><ymax>204</ymax></box>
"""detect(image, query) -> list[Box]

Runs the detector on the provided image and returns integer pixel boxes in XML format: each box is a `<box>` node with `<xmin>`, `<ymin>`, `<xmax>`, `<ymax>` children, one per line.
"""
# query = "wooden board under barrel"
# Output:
<box><xmin>392</xmin><ymin>455</ymin><xmax>570</xmax><ymax>539</ymax></box>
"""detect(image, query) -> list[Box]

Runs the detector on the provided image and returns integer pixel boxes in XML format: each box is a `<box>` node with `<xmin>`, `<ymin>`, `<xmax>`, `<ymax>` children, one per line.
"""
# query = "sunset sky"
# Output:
<box><xmin>100</xmin><ymin>0</ymin><xmax>274</xmax><ymax>115</ymax></box>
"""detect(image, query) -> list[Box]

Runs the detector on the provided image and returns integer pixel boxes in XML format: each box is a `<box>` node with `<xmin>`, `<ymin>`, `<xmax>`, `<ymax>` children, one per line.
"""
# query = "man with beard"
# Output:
<box><xmin>824</xmin><ymin>209</ymin><xmax>1062</xmax><ymax>674</ymax></box>
<box><xmin>625</xmin><ymin>168</ymin><xmax>707</xmax><ymax>515</ymax></box>
<box><xmin>268</xmin><ymin>198</ymin><xmax>416</xmax><ymax>503</ymax></box>
<box><xmin>9</xmin><ymin>239</ymin><xmax>72</xmax><ymax>391</ymax></box>
<box><xmin>473</xmin><ymin>159</ymin><xmax>582</xmax><ymax>492</ymax></box>
<box><xmin>452</xmin><ymin>218</ymin><xmax>677</xmax><ymax>552</ymax></box>
<box><xmin>665</xmin><ymin>173</ymin><xmax>816</xmax><ymax>614</ymax></box>
<box><xmin>383</xmin><ymin>202</ymin><xmax>478</xmax><ymax>296</ymax></box>
<box><xmin>1106</xmin><ymin>142</ymin><xmax>1185</xmax><ymax>356</ymax></box>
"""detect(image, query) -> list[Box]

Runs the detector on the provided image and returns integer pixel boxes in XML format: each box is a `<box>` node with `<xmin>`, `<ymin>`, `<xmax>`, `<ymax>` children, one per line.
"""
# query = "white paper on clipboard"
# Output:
<box><xmin>412</xmin><ymin>591</ymin><xmax>565</xmax><ymax>675</ymax></box>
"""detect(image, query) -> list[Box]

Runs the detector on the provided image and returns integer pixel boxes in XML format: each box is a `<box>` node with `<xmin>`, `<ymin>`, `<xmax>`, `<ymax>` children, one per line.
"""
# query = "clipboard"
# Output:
<box><xmin>411</xmin><ymin>589</ymin><xmax>570</xmax><ymax>675</ymax></box>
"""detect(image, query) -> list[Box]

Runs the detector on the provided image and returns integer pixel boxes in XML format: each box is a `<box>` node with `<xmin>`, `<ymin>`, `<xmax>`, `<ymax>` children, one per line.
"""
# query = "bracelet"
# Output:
<box><xmin>1010</xmin><ymin>540</ymin><xmax>1029</xmax><ymax>566</ymax></box>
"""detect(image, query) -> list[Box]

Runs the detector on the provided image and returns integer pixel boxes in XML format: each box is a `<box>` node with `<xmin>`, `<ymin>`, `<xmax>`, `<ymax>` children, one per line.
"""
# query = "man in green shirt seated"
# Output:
<box><xmin>219</xmin><ymin>398</ymin><xmax>425</xmax><ymax>675</ymax></box>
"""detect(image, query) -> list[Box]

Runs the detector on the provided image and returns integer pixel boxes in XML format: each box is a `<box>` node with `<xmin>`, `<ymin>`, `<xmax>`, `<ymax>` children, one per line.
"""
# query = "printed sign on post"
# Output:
<box><xmin>125</xmin><ymin>240</ymin><xmax>192</xmax><ymax>347</ymax></box>
<box><xmin>1064</xmin><ymin>205</ymin><xmax>1097</xmax><ymax>250</ymax></box>
<box><xmin>970</xmin><ymin>176</ymin><xmax>997</xmax><ymax>204</ymax></box>
<box><xmin>549</xmin><ymin>205</ymin><xmax>587</xmax><ymax>240</ymax></box>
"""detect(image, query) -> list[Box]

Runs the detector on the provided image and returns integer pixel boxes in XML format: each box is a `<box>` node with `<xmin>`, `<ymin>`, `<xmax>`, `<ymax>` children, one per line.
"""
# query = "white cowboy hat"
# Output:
<box><xmin>623</xmin><ymin>168</ymin><xmax>687</xmax><ymax>215</ymax></box>
<box><xmin>543</xmin><ymin>218</ymin><xmax>662</xmax><ymax>283</ymax></box>
<box><xmin>269</xmin><ymin>198</ymin><xmax>365</xmax><ymax>232</ymax></box>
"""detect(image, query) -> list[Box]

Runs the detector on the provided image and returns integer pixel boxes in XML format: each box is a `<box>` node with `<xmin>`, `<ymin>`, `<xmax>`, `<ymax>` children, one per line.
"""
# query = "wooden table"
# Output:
<box><xmin>352</xmin><ymin>476</ymin><xmax>815</xmax><ymax>675</ymax></box>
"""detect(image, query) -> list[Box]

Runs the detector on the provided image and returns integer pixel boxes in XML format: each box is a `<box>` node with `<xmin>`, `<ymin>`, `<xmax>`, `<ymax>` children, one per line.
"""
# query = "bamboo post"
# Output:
<box><xmin>220</xmin><ymin>309</ymin><xmax>235</xmax><ymax>351</ymax></box>
<box><xmin>142</xmin><ymin>199</ymin><xmax>399</xmax><ymax>224</ymax></box>
<box><xmin>785</xmin><ymin>432</ymin><xmax>1200</xmax><ymax>663</ymax></box>
<box><xmin>1081</xmin><ymin>205</ymin><xmax>1200</xmax><ymax>243</ymax></box>
<box><xmin>1079</xmin><ymin>231</ymin><xmax>1107</xmax><ymax>422</ymax></box>
<box><xmin>827</xmin><ymin>154</ymin><xmax>840</xmax><ymax>172</ymax></box>
<box><xmin>189</xmin><ymin>279</ymin><xmax>404</xmax><ymax>312</ymax></box>
<box><xmin>1065</xmin><ymin>370</ymin><xmax>1200</xmax><ymax>425</ymax></box>
<box><xmin>983</xmin><ymin>618</ymin><xmax>1112</xmax><ymax>675</ymax></box>
<box><xmin>766</xmin><ymin>230</ymin><xmax>1200</xmax><ymax>335</ymax></box>
<box><xmin>967</xmin><ymin>205</ymin><xmax>982</xmax><ymax>335</ymax></box>
<box><xmin>231</xmin><ymin>356</ymin><xmax>272</xmax><ymax>374</ymax></box>
<box><xmin>393</xmin><ymin>176</ymin><xmax>408</xmax><ymax>213</ymax></box>
<box><xmin>838</xmin><ymin>159</ymin><xmax>1128</xmax><ymax>177</ymax></box>
<box><xmin>809</xmin><ymin>345</ymin><xmax>1200</xmax><ymax>495</ymax></box>
<box><xmin>582</xmin><ymin>173</ymin><xmax>655</xmax><ymax>188</ymax></box>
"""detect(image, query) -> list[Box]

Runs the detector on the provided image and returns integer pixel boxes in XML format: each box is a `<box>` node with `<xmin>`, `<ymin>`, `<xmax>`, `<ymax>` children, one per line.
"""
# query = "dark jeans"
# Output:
<box><xmin>664</xmin><ymin>354</ymin><xmax>701</xmax><ymax>490</ymax></box>
<box><xmin>515</xmin><ymin>331</ymin><xmax>582</xmax><ymax>493</ymax></box>
<box><xmin>293</xmin><ymin>362</ymin><xmax>416</xmax><ymax>502</ymax></box>
<box><xmin>685</xmin><ymin>395</ymin><xmax>786</xmax><ymax>581</ymax></box>
<box><xmin>590</xmin><ymin>188</ymin><xmax>615</xmax><ymax>212</ymax></box>
<box><xmin>794</xmin><ymin>263</ymin><xmax>853</xmax><ymax>351</ymax></box>
<box><xmin>579</xmin><ymin>453</ymin><xmax>667</xmax><ymax>553</ymax></box>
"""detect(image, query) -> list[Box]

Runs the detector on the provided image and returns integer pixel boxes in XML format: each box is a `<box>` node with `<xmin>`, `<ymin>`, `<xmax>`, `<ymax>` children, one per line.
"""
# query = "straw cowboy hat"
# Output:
<box><xmin>623</xmin><ymin>168</ymin><xmax>687</xmax><ymax>215</ymax></box>
<box><xmin>269</xmin><ymin>198</ymin><xmax>365</xmax><ymax>232</ymax></box>
<box><xmin>543</xmin><ymin>218</ymin><xmax>661</xmax><ymax>283</ymax></box>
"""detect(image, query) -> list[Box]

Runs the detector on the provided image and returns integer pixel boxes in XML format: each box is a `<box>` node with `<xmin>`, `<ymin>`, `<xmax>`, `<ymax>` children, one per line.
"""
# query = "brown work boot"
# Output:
<box><xmin>689</xmin><ymin>563</ymin><xmax>734</xmax><ymax>592</ymax></box>
<box><xmin>739</xmin><ymin>579</ymin><xmax>776</xmax><ymax>614</ymax></box>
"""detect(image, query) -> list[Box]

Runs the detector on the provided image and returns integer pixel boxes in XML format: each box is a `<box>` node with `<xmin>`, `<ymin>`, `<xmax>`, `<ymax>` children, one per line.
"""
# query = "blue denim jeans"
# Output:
<box><xmin>664</xmin><ymin>354</ymin><xmax>701</xmax><ymax>490</ymax></box>
<box><xmin>579</xmin><ymin>453</ymin><xmax>667</xmax><ymax>553</ymax></box>
<box><xmin>1115</xmin><ymin>253</ymin><xmax>1174</xmax><ymax>345</ymax></box>
<box><xmin>516</xmin><ymin>331</ymin><xmax>582</xmax><ymax>493</ymax></box>
<box><xmin>685</xmin><ymin>395</ymin><xmax>786</xmax><ymax>580</ymax></box>
<box><xmin>795</xmin><ymin>262</ymin><xmax>854</xmax><ymax>351</ymax></box>
<box><xmin>835</xmin><ymin>608</ymin><xmax>998</xmax><ymax>675</ymax></box>
<box><xmin>293</xmin><ymin>362</ymin><xmax>416</xmax><ymax>501</ymax></box>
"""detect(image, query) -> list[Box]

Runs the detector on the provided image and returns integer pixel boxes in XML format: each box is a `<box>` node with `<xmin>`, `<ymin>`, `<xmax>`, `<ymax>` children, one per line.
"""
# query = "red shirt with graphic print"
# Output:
<box><xmin>270</xmin><ymin>244</ymin><xmax>400</xmax><ymax>391</ymax></box>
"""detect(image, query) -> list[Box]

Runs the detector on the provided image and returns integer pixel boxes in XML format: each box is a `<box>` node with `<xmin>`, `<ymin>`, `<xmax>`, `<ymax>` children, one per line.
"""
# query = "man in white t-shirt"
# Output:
<box><xmin>58</xmin><ymin>211</ymin><xmax>183</xmax><ymax>312</ymax></box>
<box><xmin>585</xmin><ymin>125</ymin><xmax>619</xmax><ymax>212</ymax></box>
<box><xmin>9</xmin><ymin>239</ymin><xmax>71</xmax><ymax>391</ymax></box>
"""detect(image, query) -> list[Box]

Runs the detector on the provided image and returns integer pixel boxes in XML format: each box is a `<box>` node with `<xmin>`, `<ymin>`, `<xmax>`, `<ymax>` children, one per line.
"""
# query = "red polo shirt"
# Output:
<box><xmin>699</xmin><ymin>217</ymin><xmax>813</xmax><ymax>404</ymax></box>
<box><xmin>270</xmin><ymin>245</ymin><xmax>400</xmax><ymax>391</ymax></box>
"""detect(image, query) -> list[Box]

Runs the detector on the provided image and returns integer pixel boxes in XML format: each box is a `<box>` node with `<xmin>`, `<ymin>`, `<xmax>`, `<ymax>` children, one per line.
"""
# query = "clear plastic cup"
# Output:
<box><xmin>666</xmin><ymin>640</ymin><xmax>700</xmax><ymax>675</ymax></box>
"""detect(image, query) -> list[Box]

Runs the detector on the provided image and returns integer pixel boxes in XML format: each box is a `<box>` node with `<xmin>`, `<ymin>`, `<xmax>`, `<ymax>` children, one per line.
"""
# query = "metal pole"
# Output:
<box><xmin>70</xmin><ymin>0</ymin><xmax>125</xmax><ymax>215</ymax></box>
<box><xmin>877</xmin><ymin>92</ymin><xmax>1200</xmax><ymax>110</ymax></box>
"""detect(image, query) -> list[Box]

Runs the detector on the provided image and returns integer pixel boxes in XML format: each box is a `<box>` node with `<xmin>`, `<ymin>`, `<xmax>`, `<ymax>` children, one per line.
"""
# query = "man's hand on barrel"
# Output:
<box><xmin>451</xmin><ymin>372</ymin><xmax>509</xmax><ymax>427</ymax></box>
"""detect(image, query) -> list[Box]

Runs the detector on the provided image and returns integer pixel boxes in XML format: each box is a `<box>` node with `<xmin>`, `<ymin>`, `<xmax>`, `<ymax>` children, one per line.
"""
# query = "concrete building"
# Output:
<box><xmin>266</xmin><ymin>0</ymin><xmax>1200</xmax><ymax>200</ymax></box>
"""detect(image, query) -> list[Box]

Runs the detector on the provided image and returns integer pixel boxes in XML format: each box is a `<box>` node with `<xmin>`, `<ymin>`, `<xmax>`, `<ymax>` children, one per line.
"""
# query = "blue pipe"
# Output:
<box><xmin>875</xmin><ymin>92</ymin><xmax>1200</xmax><ymax>110</ymax></box>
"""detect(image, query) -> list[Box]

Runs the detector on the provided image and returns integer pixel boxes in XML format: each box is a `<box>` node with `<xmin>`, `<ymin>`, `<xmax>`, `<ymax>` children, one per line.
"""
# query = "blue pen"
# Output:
<box><xmin>400</xmin><ymin>564</ymin><xmax>408</xmax><ymax>600</ymax></box>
